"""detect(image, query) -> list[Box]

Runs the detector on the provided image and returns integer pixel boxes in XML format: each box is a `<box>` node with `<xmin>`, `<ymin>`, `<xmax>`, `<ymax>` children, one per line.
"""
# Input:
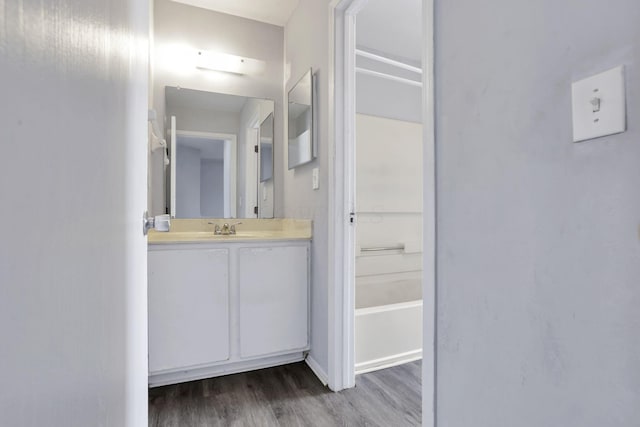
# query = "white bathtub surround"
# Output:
<box><xmin>354</xmin><ymin>114</ymin><xmax>423</xmax><ymax>374</ymax></box>
<box><xmin>355</xmin><ymin>272</ymin><xmax>423</xmax><ymax>374</ymax></box>
<box><xmin>356</xmin><ymin>272</ymin><xmax>422</xmax><ymax>309</ymax></box>
<box><xmin>355</xmin><ymin>301</ymin><xmax>423</xmax><ymax>374</ymax></box>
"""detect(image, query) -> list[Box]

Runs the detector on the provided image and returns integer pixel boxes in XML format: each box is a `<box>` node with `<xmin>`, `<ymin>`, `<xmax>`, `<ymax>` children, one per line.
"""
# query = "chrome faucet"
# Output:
<box><xmin>209</xmin><ymin>221</ymin><xmax>242</xmax><ymax>235</ymax></box>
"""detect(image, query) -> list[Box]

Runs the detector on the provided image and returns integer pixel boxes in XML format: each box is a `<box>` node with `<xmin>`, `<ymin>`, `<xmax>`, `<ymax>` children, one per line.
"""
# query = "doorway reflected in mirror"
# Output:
<box><xmin>165</xmin><ymin>86</ymin><xmax>275</xmax><ymax>219</ymax></box>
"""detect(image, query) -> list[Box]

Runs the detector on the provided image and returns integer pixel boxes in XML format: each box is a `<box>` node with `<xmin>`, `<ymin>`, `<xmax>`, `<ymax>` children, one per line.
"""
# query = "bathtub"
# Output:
<box><xmin>355</xmin><ymin>275</ymin><xmax>423</xmax><ymax>374</ymax></box>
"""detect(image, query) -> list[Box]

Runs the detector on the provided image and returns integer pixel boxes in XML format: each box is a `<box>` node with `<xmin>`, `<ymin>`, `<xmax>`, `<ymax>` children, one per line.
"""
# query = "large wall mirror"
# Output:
<box><xmin>166</xmin><ymin>86</ymin><xmax>275</xmax><ymax>219</ymax></box>
<box><xmin>288</xmin><ymin>69</ymin><xmax>316</xmax><ymax>169</ymax></box>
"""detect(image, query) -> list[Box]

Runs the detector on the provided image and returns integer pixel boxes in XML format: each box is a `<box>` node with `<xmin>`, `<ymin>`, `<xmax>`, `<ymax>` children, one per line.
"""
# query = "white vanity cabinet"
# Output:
<box><xmin>148</xmin><ymin>239</ymin><xmax>310</xmax><ymax>387</ymax></box>
<box><xmin>148</xmin><ymin>248</ymin><xmax>230</xmax><ymax>374</ymax></box>
<box><xmin>238</xmin><ymin>246</ymin><xmax>309</xmax><ymax>358</ymax></box>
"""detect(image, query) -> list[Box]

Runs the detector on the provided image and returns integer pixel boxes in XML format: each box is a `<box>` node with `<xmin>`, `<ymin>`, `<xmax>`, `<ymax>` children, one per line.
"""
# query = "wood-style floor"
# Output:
<box><xmin>149</xmin><ymin>360</ymin><xmax>421</xmax><ymax>427</ymax></box>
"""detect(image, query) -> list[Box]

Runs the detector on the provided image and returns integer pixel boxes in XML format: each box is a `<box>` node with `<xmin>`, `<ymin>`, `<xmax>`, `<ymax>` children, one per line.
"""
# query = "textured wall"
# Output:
<box><xmin>0</xmin><ymin>0</ymin><xmax>149</xmax><ymax>425</ymax></box>
<box><xmin>284</xmin><ymin>0</ymin><xmax>331</xmax><ymax>376</ymax></box>
<box><xmin>435</xmin><ymin>0</ymin><xmax>640</xmax><ymax>425</ymax></box>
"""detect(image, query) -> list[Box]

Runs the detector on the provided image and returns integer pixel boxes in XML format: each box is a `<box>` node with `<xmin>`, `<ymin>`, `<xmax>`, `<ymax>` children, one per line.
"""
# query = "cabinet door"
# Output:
<box><xmin>238</xmin><ymin>246</ymin><xmax>308</xmax><ymax>358</ymax></box>
<box><xmin>148</xmin><ymin>249</ymin><xmax>229</xmax><ymax>373</ymax></box>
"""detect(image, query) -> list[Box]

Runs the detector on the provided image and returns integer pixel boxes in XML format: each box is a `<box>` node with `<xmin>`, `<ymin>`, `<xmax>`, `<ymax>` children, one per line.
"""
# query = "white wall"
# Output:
<box><xmin>151</xmin><ymin>0</ymin><xmax>284</xmax><ymax>216</ymax></box>
<box><xmin>0</xmin><ymin>0</ymin><xmax>149</xmax><ymax>425</ymax></box>
<box><xmin>435</xmin><ymin>0</ymin><xmax>640</xmax><ymax>425</ymax></box>
<box><xmin>284</xmin><ymin>0</ymin><xmax>331</xmax><ymax>379</ymax></box>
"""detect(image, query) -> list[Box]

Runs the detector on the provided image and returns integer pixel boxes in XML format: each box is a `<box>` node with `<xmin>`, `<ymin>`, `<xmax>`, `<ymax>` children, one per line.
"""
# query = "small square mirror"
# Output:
<box><xmin>288</xmin><ymin>69</ymin><xmax>315</xmax><ymax>169</ymax></box>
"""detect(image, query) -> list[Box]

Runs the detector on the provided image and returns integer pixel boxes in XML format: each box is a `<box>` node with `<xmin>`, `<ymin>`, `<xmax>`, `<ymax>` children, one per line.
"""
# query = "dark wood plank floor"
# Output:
<box><xmin>149</xmin><ymin>360</ymin><xmax>421</xmax><ymax>426</ymax></box>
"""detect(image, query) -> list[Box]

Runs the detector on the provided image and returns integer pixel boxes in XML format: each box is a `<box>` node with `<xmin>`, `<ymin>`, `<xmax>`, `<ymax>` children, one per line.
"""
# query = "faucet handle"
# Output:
<box><xmin>230</xmin><ymin>222</ymin><xmax>242</xmax><ymax>234</ymax></box>
<box><xmin>208</xmin><ymin>222</ymin><xmax>222</xmax><ymax>235</ymax></box>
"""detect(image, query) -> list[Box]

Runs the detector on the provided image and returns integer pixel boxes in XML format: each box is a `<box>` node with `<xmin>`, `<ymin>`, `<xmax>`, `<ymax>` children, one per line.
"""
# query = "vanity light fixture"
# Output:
<box><xmin>195</xmin><ymin>50</ymin><xmax>265</xmax><ymax>75</ymax></box>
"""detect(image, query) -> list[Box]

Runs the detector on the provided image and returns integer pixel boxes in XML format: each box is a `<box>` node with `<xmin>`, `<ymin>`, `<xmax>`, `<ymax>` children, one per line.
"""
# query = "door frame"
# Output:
<box><xmin>327</xmin><ymin>0</ymin><xmax>436</xmax><ymax>425</ymax></box>
<box><xmin>247</xmin><ymin>111</ymin><xmax>261</xmax><ymax>218</ymax></box>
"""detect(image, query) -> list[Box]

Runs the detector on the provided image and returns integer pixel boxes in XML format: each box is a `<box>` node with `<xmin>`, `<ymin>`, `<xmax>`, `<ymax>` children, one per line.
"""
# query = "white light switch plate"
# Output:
<box><xmin>312</xmin><ymin>167</ymin><xmax>319</xmax><ymax>190</ymax></box>
<box><xmin>572</xmin><ymin>65</ymin><xmax>626</xmax><ymax>142</ymax></box>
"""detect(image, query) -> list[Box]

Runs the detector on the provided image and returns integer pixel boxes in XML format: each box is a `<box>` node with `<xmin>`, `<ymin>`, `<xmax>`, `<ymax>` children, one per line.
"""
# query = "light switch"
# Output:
<box><xmin>572</xmin><ymin>65</ymin><xmax>626</xmax><ymax>142</ymax></box>
<box><xmin>312</xmin><ymin>168</ymin><xmax>319</xmax><ymax>190</ymax></box>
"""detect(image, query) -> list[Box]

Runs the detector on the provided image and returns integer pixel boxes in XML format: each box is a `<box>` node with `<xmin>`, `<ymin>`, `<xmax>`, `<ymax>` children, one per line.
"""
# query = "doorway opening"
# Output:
<box><xmin>169</xmin><ymin>125</ymin><xmax>237</xmax><ymax>219</ymax></box>
<box><xmin>329</xmin><ymin>0</ymin><xmax>435</xmax><ymax>423</ymax></box>
<box><xmin>352</xmin><ymin>0</ymin><xmax>424</xmax><ymax>376</ymax></box>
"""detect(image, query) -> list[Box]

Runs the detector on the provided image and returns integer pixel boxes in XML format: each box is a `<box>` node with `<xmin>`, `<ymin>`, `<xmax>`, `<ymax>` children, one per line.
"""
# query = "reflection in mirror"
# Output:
<box><xmin>166</xmin><ymin>86</ymin><xmax>275</xmax><ymax>219</ymax></box>
<box><xmin>260</xmin><ymin>113</ymin><xmax>273</xmax><ymax>182</ymax></box>
<box><xmin>288</xmin><ymin>69</ymin><xmax>315</xmax><ymax>169</ymax></box>
<box><xmin>259</xmin><ymin>113</ymin><xmax>274</xmax><ymax>218</ymax></box>
<box><xmin>171</xmin><ymin>128</ymin><xmax>236</xmax><ymax>218</ymax></box>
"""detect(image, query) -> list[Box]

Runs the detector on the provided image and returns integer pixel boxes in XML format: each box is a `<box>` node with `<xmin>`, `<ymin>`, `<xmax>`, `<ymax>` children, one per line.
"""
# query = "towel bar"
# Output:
<box><xmin>360</xmin><ymin>245</ymin><xmax>405</xmax><ymax>253</ymax></box>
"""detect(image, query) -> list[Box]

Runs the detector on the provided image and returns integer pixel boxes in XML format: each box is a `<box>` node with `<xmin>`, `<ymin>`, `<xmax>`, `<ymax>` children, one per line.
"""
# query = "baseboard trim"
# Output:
<box><xmin>149</xmin><ymin>352</ymin><xmax>306</xmax><ymax>388</ymax></box>
<box><xmin>305</xmin><ymin>355</ymin><xmax>329</xmax><ymax>386</ymax></box>
<box><xmin>355</xmin><ymin>349</ymin><xmax>422</xmax><ymax>375</ymax></box>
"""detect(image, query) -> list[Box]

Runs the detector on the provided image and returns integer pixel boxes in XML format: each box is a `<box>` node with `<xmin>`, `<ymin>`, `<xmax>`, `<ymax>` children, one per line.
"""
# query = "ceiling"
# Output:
<box><xmin>171</xmin><ymin>0</ymin><xmax>299</xmax><ymax>26</ymax></box>
<box><xmin>356</xmin><ymin>0</ymin><xmax>422</xmax><ymax>63</ymax></box>
<box><xmin>169</xmin><ymin>0</ymin><xmax>419</xmax><ymax>59</ymax></box>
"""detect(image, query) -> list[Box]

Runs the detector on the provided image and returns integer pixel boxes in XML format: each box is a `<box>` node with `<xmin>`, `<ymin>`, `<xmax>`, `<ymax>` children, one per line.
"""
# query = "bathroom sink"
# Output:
<box><xmin>147</xmin><ymin>219</ymin><xmax>313</xmax><ymax>244</ymax></box>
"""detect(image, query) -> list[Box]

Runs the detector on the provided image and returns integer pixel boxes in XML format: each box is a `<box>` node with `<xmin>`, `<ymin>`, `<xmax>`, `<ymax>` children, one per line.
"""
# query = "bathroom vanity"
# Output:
<box><xmin>147</xmin><ymin>219</ymin><xmax>311</xmax><ymax>387</ymax></box>
<box><xmin>146</xmin><ymin>1</ymin><xmax>320</xmax><ymax>388</ymax></box>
